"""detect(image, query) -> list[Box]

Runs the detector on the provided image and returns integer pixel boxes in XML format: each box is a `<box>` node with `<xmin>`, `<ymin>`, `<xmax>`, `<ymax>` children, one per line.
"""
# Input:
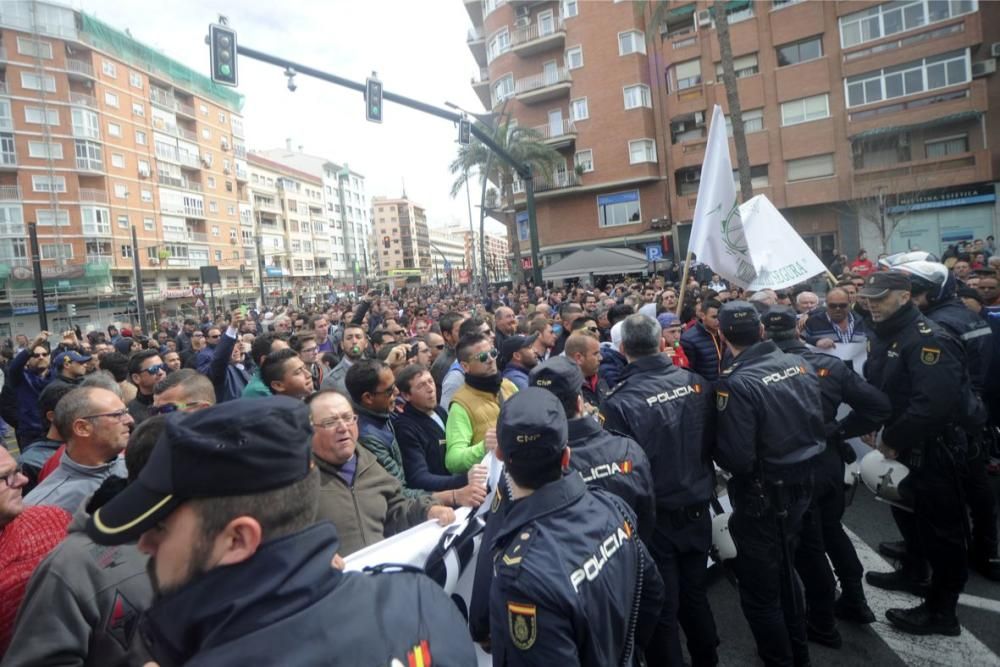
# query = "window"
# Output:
<box><xmin>132</xmin><ymin>101</ymin><xmax>145</xmax><ymax>117</ymax></box>
<box><xmin>566</xmin><ymin>46</ymin><xmax>584</xmax><ymax>69</ymax></box>
<box><xmin>17</xmin><ymin>37</ymin><xmax>53</xmax><ymax>59</ymax></box>
<box><xmin>225</xmin><ymin>181</ymin><xmax>234</xmax><ymax>192</ymax></box>
<box><xmin>28</xmin><ymin>141</ymin><xmax>63</xmax><ymax>159</ymax></box>
<box><xmin>201</xmin><ymin>128</ymin><xmax>211</xmax><ymax>140</ymax></box>
<box><xmin>716</xmin><ymin>53</ymin><xmax>759</xmax><ymax>79</ymax></box>
<box><xmin>574</xmin><ymin>149</ymin><xmax>594</xmax><ymax>172</ymax></box>
<box><xmin>75</xmin><ymin>140</ymin><xmax>103</xmax><ymax>170</ymax></box>
<box><xmin>786</xmin><ymin>154</ymin><xmax>835</xmax><ymax>181</ymax></box>
<box><xmin>114</xmin><ymin>183</ymin><xmax>128</xmax><ymax>199</ymax></box>
<box><xmin>845</xmin><ymin>49</ymin><xmax>969</xmax><ymax>107</ymax></box>
<box><xmin>25</xmin><ymin>107</ymin><xmax>59</xmax><ymax>125</ymax></box>
<box><xmin>104</xmin><ymin>91</ymin><xmax>119</xmax><ymax>108</ymax></box>
<box><xmin>121</xmin><ymin>244</ymin><xmax>133</xmax><ymax>259</ymax></box>
<box><xmin>36</xmin><ymin>210</ymin><xmax>70</xmax><ymax>226</ymax></box>
<box><xmin>209</xmin><ymin>201</ymin><xmax>218</xmax><ymax>214</ymax></box>
<box><xmin>215</xmin><ymin>250</ymin><xmax>223</xmax><ymax>262</ymax></box>
<box><xmin>618</xmin><ymin>30</ymin><xmax>645</xmax><ymax>56</ymax></box>
<box><xmin>781</xmin><ymin>93</ymin><xmax>830</xmax><ymax>125</ymax></box>
<box><xmin>563</xmin><ymin>0</ymin><xmax>579</xmax><ymax>18</ymax></box>
<box><xmin>129</xmin><ymin>71</ymin><xmax>143</xmax><ymax>88</ymax></box>
<box><xmin>732</xmin><ymin>165</ymin><xmax>770</xmax><ymax>189</ymax></box>
<box><xmin>726</xmin><ymin>108</ymin><xmax>765</xmax><ymax>136</ymax></box>
<box><xmin>776</xmin><ymin>36</ymin><xmax>823</xmax><ymax>67</ymax></box>
<box><xmin>492</xmin><ymin>74</ymin><xmax>514</xmax><ymax>106</ymax></box>
<box><xmin>102</xmin><ymin>60</ymin><xmax>117</xmax><ymax>77</ymax></box>
<box><xmin>219</xmin><ymin>112</ymin><xmax>226</xmax><ymax>124</ymax></box>
<box><xmin>117</xmin><ymin>215</ymin><xmax>130</xmax><ymax>229</ymax></box>
<box><xmin>487</xmin><ymin>28</ymin><xmax>511</xmax><ymax>63</ymax></box>
<box><xmin>207</xmin><ymin>176</ymin><xmax>216</xmax><ymax>188</ymax></box>
<box><xmin>138</xmin><ymin>159</ymin><xmax>150</xmax><ymax>175</ymax></box>
<box><xmin>570</xmin><ymin>97</ymin><xmax>589</xmax><ymax>121</ymax></box>
<box><xmin>623</xmin><ymin>84</ymin><xmax>651</xmax><ymax>109</ymax></box>
<box><xmin>82</xmin><ymin>208</ymin><xmax>111</xmax><ymax>235</ymax></box>
<box><xmin>0</xmin><ymin>100</ymin><xmax>11</xmax><ymax>130</ymax></box>
<box><xmin>141</xmin><ymin>189</ymin><xmax>153</xmax><ymax>202</ymax></box>
<box><xmin>20</xmin><ymin>72</ymin><xmax>56</xmax><ymax>92</ymax></box>
<box><xmin>772</xmin><ymin>0</ymin><xmax>805</xmax><ymax>8</ymax></box>
<box><xmin>42</xmin><ymin>244</ymin><xmax>73</xmax><ymax>260</ymax></box>
<box><xmin>628</xmin><ymin>139</ymin><xmax>656</xmax><ymax>164</ymax></box>
<box><xmin>108</xmin><ymin>122</ymin><xmax>122</xmax><ymax>137</ymax></box>
<box><xmin>925</xmin><ymin>134</ymin><xmax>968</xmax><ymax>157</ymax></box>
<box><xmin>135</xmin><ymin>130</ymin><xmax>147</xmax><ymax>145</ymax></box>
<box><xmin>71</xmin><ymin>108</ymin><xmax>99</xmax><ymax>138</ymax></box>
<box><xmin>839</xmin><ymin>0</ymin><xmax>977</xmax><ymax>49</ymax></box>
<box><xmin>674</xmin><ymin>59</ymin><xmax>702</xmax><ymax>91</ymax></box>
<box><xmin>200</xmin><ymin>104</ymin><xmax>209</xmax><ymax>115</ymax></box>
<box><xmin>144</xmin><ymin>216</ymin><xmax>155</xmax><ymax>230</ymax></box>
<box><xmin>597</xmin><ymin>190</ymin><xmax>641</xmax><ymax>227</ymax></box>
<box><xmin>111</xmin><ymin>153</ymin><xmax>125</xmax><ymax>169</ymax></box>
<box><xmin>31</xmin><ymin>175</ymin><xmax>66</xmax><ymax>193</ymax></box>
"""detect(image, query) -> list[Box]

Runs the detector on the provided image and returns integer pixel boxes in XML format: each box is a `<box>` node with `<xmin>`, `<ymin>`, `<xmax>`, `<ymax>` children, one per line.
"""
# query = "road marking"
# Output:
<box><xmin>958</xmin><ymin>593</ymin><xmax>1000</xmax><ymax>615</ymax></box>
<box><xmin>846</xmin><ymin>528</ymin><xmax>1000</xmax><ymax>666</ymax></box>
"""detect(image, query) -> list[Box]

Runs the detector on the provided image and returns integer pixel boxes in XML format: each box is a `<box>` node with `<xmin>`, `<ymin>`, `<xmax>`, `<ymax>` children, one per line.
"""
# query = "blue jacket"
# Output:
<box><xmin>208</xmin><ymin>333</ymin><xmax>250</xmax><ymax>403</ymax></box>
<box><xmin>501</xmin><ymin>363</ymin><xmax>530</xmax><ymax>391</ymax></box>
<box><xmin>598</xmin><ymin>345</ymin><xmax>628</xmax><ymax>388</ymax></box>
<box><xmin>8</xmin><ymin>349</ymin><xmax>52</xmax><ymax>443</ymax></box>
<box><xmin>195</xmin><ymin>344</ymin><xmax>216</xmax><ymax>375</ymax></box>
<box><xmin>393</xmin><ymin>402</ymin><xmax>466</xmax><ymax>492</ymax></box>
<box><xmin>680</xmin><ymin>322</ymin><xmax>726</xmax><ymax>383</ymax></box>
<box><xmin>140</xmin><ymin>522</ymin><xmax>477</xmax><ymax>667</ymax></box>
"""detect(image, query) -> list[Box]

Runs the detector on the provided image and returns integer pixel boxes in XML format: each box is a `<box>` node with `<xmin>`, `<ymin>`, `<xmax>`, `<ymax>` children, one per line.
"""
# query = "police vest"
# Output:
<box><xmin>450</xmin><ymin>380</ymin><xmax>518</xmax><ymax>447</ymax></box>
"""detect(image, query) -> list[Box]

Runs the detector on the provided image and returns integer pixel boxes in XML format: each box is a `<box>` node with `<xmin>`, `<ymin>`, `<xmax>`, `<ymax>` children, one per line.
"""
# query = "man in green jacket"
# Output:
<box><xmin>241</xmin><ymin>334</ymin><xmax>288</xmax><ymax>398</ymax></box>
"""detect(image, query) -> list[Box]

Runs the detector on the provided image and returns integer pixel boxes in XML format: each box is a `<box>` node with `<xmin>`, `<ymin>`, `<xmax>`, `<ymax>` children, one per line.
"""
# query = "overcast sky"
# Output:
<box><xmin>74</xmin><ymin>0</ymin><xmax>502</xmax><ymax>232</ymax></box>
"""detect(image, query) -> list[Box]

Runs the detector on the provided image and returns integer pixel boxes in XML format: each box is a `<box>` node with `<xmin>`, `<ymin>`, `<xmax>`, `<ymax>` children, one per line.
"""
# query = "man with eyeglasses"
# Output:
<box><xmin>8</xmin><ymin>331</ymin><xmax>55</xmax><ymax>448</ymax></box>
<box><xmin>445</xmin><ymin>334</ymin><xmax>518</xmax><ymax>475</ymax></box>
<box><xmin>0</xmin><ymin>446</ymin><xmax>72</xmax><ymax>655</ymax></box>
<box><xmin>425</xmin><ymin>332</ymin><xmax>446</xmax><ymax>366</ymax></box>
<box><xmin>152</xmin><ymin>369</ymin><xmax>216</xmax><ymax>416</ymax></box>
<box><xmin>440</xmin><ymin>318</ymin><xmax>492</xmax><ymax>409</ymax></box>
<box><xmin>24</xmin><ymin>387</ymin><xmax>131</xmax><ymax>513</ymax></box>
<box><xmin>802</xmin><ymin>288</ymin><xmax>867</xmax><ymax>350</ymax></box>
<box><xmin>292</xmin><ymin>332</ymin><xmax>324</xmax><ymax>389</ymax></box>
<box><xmin>195</xmin><ymin>327</ymin><xmax>222</xmax><ymax>375</ymax></box>
<box><xmin>126</xmin><ymin>350</ymin><xmax>166</xmax><ymax>425</ymax></box>
<box><xmin>49</xmin><ymin>349</ymin><xmax>92</xmax><ymax>390</ymax></box>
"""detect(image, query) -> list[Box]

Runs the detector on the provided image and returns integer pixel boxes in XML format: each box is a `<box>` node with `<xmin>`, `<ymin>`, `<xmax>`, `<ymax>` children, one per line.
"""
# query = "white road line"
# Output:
<box><xmin>958</xmin><ymin>593</ymin><xmax>1000</xmax><ymax>615</ymax></box>
<box><xmin>845</xmin><ymin>528</ymin><xmax>1000</xmax><ymax>667</ymax></box>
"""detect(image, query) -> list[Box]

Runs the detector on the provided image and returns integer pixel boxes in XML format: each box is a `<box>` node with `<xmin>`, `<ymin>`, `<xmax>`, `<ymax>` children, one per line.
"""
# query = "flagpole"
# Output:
<box><xmin>676</xmin><ymin>250</ymin><xmax>693</xmax><ymax>318</ymax></box>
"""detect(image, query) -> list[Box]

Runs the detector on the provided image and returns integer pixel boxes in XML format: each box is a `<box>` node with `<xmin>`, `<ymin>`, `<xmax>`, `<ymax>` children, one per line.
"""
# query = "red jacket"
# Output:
<box><xmin>850</xmin><ymin>258</ymin><xmax>875</xmax><ymax>276</ymax></box>
<box><xmin>667</xmin><ymin>343</ymin><xmax>690</xmax><ymax>369</ymax></box>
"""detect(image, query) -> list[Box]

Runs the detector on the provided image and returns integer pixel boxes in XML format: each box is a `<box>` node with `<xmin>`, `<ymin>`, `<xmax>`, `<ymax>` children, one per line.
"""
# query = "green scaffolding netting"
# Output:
<box><xmin>79</xmin><ymin>12</ymin><xmax>244</xmax><ymax>112</ymax></box>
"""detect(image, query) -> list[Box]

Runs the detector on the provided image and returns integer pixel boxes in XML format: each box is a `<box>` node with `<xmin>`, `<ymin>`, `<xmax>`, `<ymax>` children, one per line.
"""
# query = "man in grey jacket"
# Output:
<box><xmin>320</xmin><ymin>323</ymin><xmax>368</xmax><ymax>396</ymax></box>
<box><xmin>2</xmin><ymin>418</ymin><xmax>163</xmax><ymax>667</ymax></box>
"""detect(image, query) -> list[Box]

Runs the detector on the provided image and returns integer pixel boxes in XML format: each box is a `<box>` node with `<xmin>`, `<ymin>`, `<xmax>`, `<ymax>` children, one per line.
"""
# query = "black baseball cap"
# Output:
<box><xmin>498</xmin><ymin>387</ymin><xmax>567</xmax><ymax>464</ymax></box>
<box><xmin>858</xmin><ymin>271</ymin><xmax>912</xmax><ymax>298</ymax></box>
<box><xmin>762</xmin><ymin>305</ymin><xmax>798</xmax><ymax>332</ymax></box>
<box><xmin>718</xmin><ymin>301</ymin><xmax>760</xmax><ymax>336</ymax></box>
<box><xmin>529</xmin><ymin>356</ymin><xmax>583</xmax><ymax>406</ymax></box>
<box><xmin>87</xmin><ymin>396</ymin><xmax>314</xmax><ymax>545</ymax></box>
<box><xmin>500</xmin><ymin>334</ymin><xmax>538</xmax><ymax>364</ymax></box>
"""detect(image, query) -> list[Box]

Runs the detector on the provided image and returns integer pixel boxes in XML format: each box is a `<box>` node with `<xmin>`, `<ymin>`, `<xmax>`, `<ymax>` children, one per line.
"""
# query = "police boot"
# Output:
<box><xmin>885</xmin><ymin>603</ymin><xmax>960</xmax><ymax>636</ymax></box>
<box><xmin>865</xmin><ymin>566</ymin><xmax>930</xmax><ymax>597</ymax></box>
<box><xmin>805</xmin><ymin>619</ymin><xmax>842</xmax><ymax>649</ymax></box>
<box><xmin>833</xmin><ymin>582</ymin><xmax>875</xmax><ymax>624</ymax></box>
<box><xmin>877</xmin><ymin>540</ymin><xmax>907</xmax><ymax>561</ymax></box>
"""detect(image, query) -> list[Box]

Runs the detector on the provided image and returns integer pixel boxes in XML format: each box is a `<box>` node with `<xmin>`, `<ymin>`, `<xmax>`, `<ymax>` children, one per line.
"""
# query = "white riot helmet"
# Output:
<box><xmin>860</xmin><ymin>450</ymin><xmax>912</xmax><ymax>509</ymax></box>
<box><xmin>844</xmin><ymin>461</ymin><xmax>860</xmax><ymax>487</ymax></box>
<box><xmin>878</xmin><ymin>250</ymin><xmax>939</xmax><ymax>270</ymax></box>
<box><xmin>892</xmin><ymin>260</ymin><xmax>951</xmax><ymax>302</ymax></box>
<box><xmin>711</xmin><ymin>512</ymin><xmax>737</xmax><ymax>561</ymax></box>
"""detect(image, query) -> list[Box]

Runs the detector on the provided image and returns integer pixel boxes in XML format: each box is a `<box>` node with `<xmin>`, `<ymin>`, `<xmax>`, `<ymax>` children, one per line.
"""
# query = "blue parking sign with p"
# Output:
<box><xmin>645</xmin><ymin>245</ymin><xmax>663</xmax><ymax>262</ymax></box>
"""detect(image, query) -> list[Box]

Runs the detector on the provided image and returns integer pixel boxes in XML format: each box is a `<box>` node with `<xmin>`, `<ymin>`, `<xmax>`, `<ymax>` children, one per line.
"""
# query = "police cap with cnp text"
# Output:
<box><xmin>528</xmin><ymin>355</ymin><xmax>583</xmax><ymax>406</ymax></box>
<box><xmin>762</xmin><ymin>305</ymin><xmax>798</xmax><ymax>332</ymax></box>
<box><xmin>718</xmin><ymin>301</ymin><xmax>760</xmax><ymax>336</ymax></box>
<box><xmin>87</xmin><ymin>395</ymin><xmax>314</xmax><ymax>545</ymax></box>
<box><xmin>498</xmin><ymin>387</ymin><xmax>568</xmax><ymax>464</ymax></box>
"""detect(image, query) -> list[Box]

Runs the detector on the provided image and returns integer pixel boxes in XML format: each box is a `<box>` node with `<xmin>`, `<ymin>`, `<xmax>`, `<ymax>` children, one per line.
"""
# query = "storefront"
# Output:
<box><xmin>877</xmin><ymin>183</ymin><xmax>997</xmax><ymax>255</ymax></box>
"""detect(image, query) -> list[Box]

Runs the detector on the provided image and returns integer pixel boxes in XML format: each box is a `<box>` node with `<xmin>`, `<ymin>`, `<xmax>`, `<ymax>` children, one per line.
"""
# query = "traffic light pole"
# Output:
<box><xmin>231</xmin><ymin>43</ymin><xmax>544</xmax><ymax>285</ymax></box>
<box><xmin>131</xmin><ymin>226</ymin><xmax>147</xmax><ymax>332</ymax></box>
<box><xmin>27</xmin><ymin>222</ymin><xmax>48</xmax><ymax>331</ymax></box>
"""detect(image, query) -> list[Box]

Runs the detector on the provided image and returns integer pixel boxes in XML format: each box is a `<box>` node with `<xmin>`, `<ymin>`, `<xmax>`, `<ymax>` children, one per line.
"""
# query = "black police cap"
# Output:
<box><xmin>529</xmin><ymin>356</ymin><xmax>583</xmax><ymax>406</ymax></box>
<box><xmin>87</xmin><ymin>396</ymin><xmax>314</xmax><ymax>545</ymax></box>
<box><xmin>718</xmin><ymin>300</ymin><xmax>760</xmax><ymax>336</ymax></box>
<box><xmin>858</xmin><ymin>271</ymin><xmax>912</xmax><ymax>298</ymax></box>
<box><xmin>498</xmin><ymin>387</ymin><xmax>567</xmax><ymax>464</ymax></box>
<box><xmin>762</xmin><ymin>305</ymin><xmax>798</xmax><ymax>332</ymax></box>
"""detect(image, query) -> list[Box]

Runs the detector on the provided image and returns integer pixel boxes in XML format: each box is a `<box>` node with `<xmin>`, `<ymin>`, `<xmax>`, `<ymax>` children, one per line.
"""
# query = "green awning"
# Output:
<box><xmin>848</xmin><ymin>111</ymin><xmax>982</xmax><ymax>140</ymax></box>
<box><xmin>726</xmin><ymin>0</ymin><xmax>751</xmax><ymax>11</ymax></box>
<box><xmin>667</xmin><ymin>4</ymin><xmax>696</xmax><ymax>19</ymax></box>
<box><xmin>0</xmin><ymin>263</ymin><xmax>8</xmax><ymax>280</ymax></box>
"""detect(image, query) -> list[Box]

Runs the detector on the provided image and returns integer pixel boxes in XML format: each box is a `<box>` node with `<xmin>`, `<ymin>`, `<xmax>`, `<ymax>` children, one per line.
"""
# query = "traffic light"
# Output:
<box><xmin>458</xmin><ymin>117</ymin><xmax>471</xmax><ymax>145</ymax></box>
<box><xmin>66</xmin><ymin>303</ymin><xmax>76</xmax><ymax>317</ymax></box>
<box><xmin>209</xmin><ymin>23</ymin><xmax>238</xmax><ymax>86</ymax></box>
<box><xmin>366</xmin><ymin>76</ymin><xmax>383</xmax><ymax>123</ymax></box>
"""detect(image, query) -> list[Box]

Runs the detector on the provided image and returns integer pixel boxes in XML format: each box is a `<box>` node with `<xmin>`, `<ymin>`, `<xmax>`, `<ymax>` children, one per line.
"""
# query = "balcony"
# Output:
<box><xmin>66</xmin><ymin>59</ymin><xmax>95</xmax><ymax>79</ymax></box>
<box><xmin>852</xmin><ymin>149</ymin><xmax>990</xmax><ymax>199</ymax></box>
<box><xmin>514</xmin><ymin>67</ymin><xmax>571</xmax><ymax>104</ymax></box>
<box><xmin>157</xmin><ymin>173</ymin><xmax>203</xmax><ymax>192</ymax></box>
<box><xmin>75</xmin><ymin>157</ymin><xmax>104</xmax><ymax>172</ymax></box>
<box><xmin>0</xmin><ymin>82</ymin><xmax>6</xmax><ymax>95</ymax></box>
<box><xmin>69</xmin><ymin>92</ymin><xmax>98</xmax><ymax>108</ymax></box>
<box><xmin>0</xmin><ymin>185</ymin><xmax>22</xmax><ymax>200</ymax></box>
<box><xmin>176</xmin><ymin>100</ymin><xmax>196</xmax><ymax>118</ymax></box>
<box><xmin>0</xmin><ymin>151</ymin><xmax>15</xmax><ymax>169</ymax></box>
<box><xmin>467</xmin><ymin>26</ymin><xmax>486</xmax><ymax>66</ymax></box>
<box><xmin>235</xmin><ymin>165</ymin><xmax>248</xmax><ymax>181</ymax></box>
<box><xmin>188</xmin><ymin>231</ymin><xmax>208</xmax><ymax>243</ymax></box>
<box><xmin>83</xmin><ymin>223</ymin><xmax>112</xmax><ymax>237</ymax></box>
<box><xmin>847</xmin><ymin>83</ymin><xmax>987</xmax><ymax>137</ymax></box>
<box><xmin>79</xmin><ymin>188</ymin><xmax>108</xmax><ymax>202</ymax></box>
<box><xmin>472</xmin><ymin>67</ymin><xmax>491</xmax><ymax>108</ymax></box>
<box><xmin>178</xmin><ymin>152</ymin><xmax>201</xmax><ymax>170</ymax></box>
<box><xmin>463</xmin><ymin>0</ymin><xmax>484</xmax><ymax>26</ymax></box>
<box><xmin>511</xmin><ymin>16</ymin><xmax>565</xmax><ymax>57</ymax></box>
<box><xmin>512</xmin><ymin>171</ymin><xmax>581</xmax><ymax>195</ymax></box>
<box><xmin>183</xmin><ymin>205</ymin><xmax>206</xmax><ymax>219</ymax></box>
<box><xmin>85</xmin><ymin>254</ymin><xmax>112</xmax><ymax>265</ymax></box>
<box><xmin>254</xmin><ymin>197</ymin><xmax>281</xmax><ymax>213</ymax></box>
<box><xmin>0</xmin><ymin>222</ymin><xmax>25</xmax><ymax>236</ymax></box>
<box><xmin>531</xmin><ymin>117</ymin><xmax>576</xmax><ymax>148</ymax></box>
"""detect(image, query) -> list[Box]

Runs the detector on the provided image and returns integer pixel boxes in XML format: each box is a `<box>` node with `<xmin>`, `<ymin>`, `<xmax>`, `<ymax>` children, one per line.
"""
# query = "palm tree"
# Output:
<box><xmin>449</xmin><ymin>116</ymin><xmax>562</xmax><ymax>284</ymax></box>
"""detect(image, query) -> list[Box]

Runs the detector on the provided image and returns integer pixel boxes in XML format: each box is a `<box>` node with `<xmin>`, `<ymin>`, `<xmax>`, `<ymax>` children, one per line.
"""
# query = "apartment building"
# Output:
<box><xmin>464</xmin><ymin>0</ymin><xmax>1000</xmax><ymax>272</ymax></box>
<box><xmin>0</xmin><ymin>1</ymin><xmax>253</xmax><ymax>335</ymax></box>
<box><xmin>427</xmin><ymin>225</ymin><xmax>467</xmax><ymax>285</ymax></box>
<box><xmin>372</xmin><ymin>195</ymin><xmax>433</xmax><ymax>285</ymax></box>
<box><xmin>255</xmin><ymin>144</ymin><xmax>372</xmax><ymax>287</ymax></box>
<box><xmin>438</xmin><ymin>223</ymin><xmax>511</xmax><ymax>283</ymax></box>
<box><xmin>247</xmin><ymin>153</ymin><xmax>335</xmax><ymax>303</ymax></box>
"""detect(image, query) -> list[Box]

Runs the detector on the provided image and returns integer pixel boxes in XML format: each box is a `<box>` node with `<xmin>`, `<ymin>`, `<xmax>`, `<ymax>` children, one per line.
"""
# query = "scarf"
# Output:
<box><xmin>465</xmin><ymin>372</ymin><xmax>502</xmax><ymax>394</ymax></box>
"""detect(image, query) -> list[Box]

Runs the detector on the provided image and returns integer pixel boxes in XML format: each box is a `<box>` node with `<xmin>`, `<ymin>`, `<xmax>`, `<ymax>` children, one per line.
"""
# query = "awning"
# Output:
<box><xmin>848</xmin><ymin>111</ymin><xmax>981</xmax><ymax>140</ymax></box>
<box><xmin>667</xmin><ymin>4</ymin><xmax>696</xmax><ymax>19</ymax></box>
<box><xmin>542</xmin><ymin>247</ymin><xmax>649</xmax><ymax>281</ymax></box>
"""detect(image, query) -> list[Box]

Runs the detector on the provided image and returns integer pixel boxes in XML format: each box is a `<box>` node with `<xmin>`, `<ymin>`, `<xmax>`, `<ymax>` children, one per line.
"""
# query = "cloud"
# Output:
<box><xmin>77</xmin><ymin>0</ymin><xmax>503</xmax><ymax>232</ymax></box>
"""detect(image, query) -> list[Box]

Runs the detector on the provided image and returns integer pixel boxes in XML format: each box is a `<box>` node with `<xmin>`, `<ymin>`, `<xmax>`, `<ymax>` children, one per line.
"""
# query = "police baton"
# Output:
<box><xmin>771</xmin><ymin>480</ymin><xmax>802</xmax><ymax>619</ymax></box>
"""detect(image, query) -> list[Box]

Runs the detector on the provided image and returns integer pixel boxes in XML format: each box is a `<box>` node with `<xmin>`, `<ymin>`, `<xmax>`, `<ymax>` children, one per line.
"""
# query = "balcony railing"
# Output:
<box><xmin>188</xmin><ymin>232</ymin><xmax>208</xmax><ymax>243</ymax></box>
<box><xmin>83</xmin><ymin>224</ymin><xmax>112</xmax><ymax>236</ymax></box>
<box><xmin>512</xmin><ymin>171</ymin><xmax>581</xmax><ymax>193</ymax></box>
<box><xmin>79</xmin><ymin>188</ymin><xmax>108</xmax><ymax>203</ymax></box>
<box><xmin>515</xmin><ymin>67</ymin><xmax>570</xmax><ymax>94</ymax></box>
<box><xmin>0</xmin><ymin>185</ymin><xmax>22</xmax><ymax>200</ymax></box>
<box><xmin>0</xmin><ymin>152</ymin><xmax>15</xmax><ymax>167</ymax></box>
<box><xmin>178</xmin><ymin>152</ymin><xmax>201</xmax><ymax>169</ymax></box>
<box><xmin>184</xmin><ymin>206</ymin><xmax>205</xmax><ymax>218</ymax></box>
<box><xmin>531</xmin><ymin>117</ymin><xmax>575</xmax><ymax>140</ymax></box>
<box><xmin>75</xmin><ymin>158</ymin><xmax>104</xmax><ymax>171</ymax></box>
<box><xmin>472</xmin><ymin>67</ymin><xmax>490</xmax><ymax>85</ymax></box>
<box><xmin>85</xmin><ymin>254</ymin><xmax>112</xmax><ymax>265</ymax></box>
<box><xmin>157</xmin><ymin>173</ymin><xmax>203</xmax><ymax>192</ymax></box>
<box><xmin>69</xmin><ymin>92</ymin><xmax>98</xmax><ymax>108</ymax></box>
<box><xmin>468</xmin><ymin>26</ymin><xmax>484</xmax><ymax>42</ymax></box>
<box><xmin>66</xmin><ymin>59</ymin><xmax>95</xmax><ymax>78</ymax></box>
<box><xmin>176</xmin><ymin>101</ymin><xmax>196</xmax><ymax>117</ymax></box>
<box><xmin>0</xmin><ymin>223</ymin><xmax>25</xmax><ymax>236</ymax></box>
<box><xmin>511</xmin><ymin>16</ymin><xmax>564</xmax><ymax>47</ymax></box>
<box><xmin>0</xmin><ymin>82</ymin><xmax>7</xmax><ymax>95</ymax></box>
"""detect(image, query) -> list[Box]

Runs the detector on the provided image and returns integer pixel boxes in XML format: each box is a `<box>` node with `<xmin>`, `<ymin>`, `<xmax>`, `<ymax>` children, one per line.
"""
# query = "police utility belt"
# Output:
<box><xmin>662</xmin><ymin>501</ymin><xmax>710</xmax><ymax>529</ymax></box>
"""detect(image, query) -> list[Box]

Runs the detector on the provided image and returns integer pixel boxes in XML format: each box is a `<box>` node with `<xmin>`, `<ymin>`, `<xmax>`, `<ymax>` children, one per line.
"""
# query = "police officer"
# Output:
<box><xmin>762</xmin><ymin>306</ymin><xmax>892</xmax><ymax>639</ymax></box>
<box><xmin>855</xmin><ymin>271</ymin><xmax>969</xmax><ymax>635</ymax></box>
<box><xmin>713</xmin><ymin>301</ymin><xmax>826</xmax><ymax>667</ymax></box>
<box><xmin>529</xmin><ymin>356</ymin><xmax>656</xmax><ymax>539</ymax></box>
<box><xmin>885</xmin><ymin>261</ymin><xmax>999</xmax><ymax>581</ymax></box>
<box><xmin>489</xmin><ymin>387</ymin><xmax>664</xmax><ymax>666</ymax></box>
<box><xmin>601</xmin><ymin>314</ymin><xmax>718</xmax><ymax>667</ymax></box>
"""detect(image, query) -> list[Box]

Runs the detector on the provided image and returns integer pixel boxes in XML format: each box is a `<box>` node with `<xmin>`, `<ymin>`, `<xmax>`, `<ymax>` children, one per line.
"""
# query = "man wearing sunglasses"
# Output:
<box><xmin>8</xmin><ymin>332</ymin><xmax>55</xmax><ymax>448</ymax></box>
<box><xmin>126</xmin><ymin>350</ymin><xmax>166</xmax><ymax>426</ymax></box>
<box><xmin>445</xmin><ymin>334</ymin><xmax>518</xmax><ymax>475</ymax></box>
<box><xmin>24</xmin><ymin>387</ymin><xmax>131</xmax><ymax>513</ymax></box>
<box><xmin>802</xmin><ymin>288</ymin><xmax>867</xmax><ymax>350</ymax></box>
<box><xmin>152</xmin><ymin>369</ymin><xmax>216</xmax><ymax>416</ymax></box>
<box><xmin>49</xmin><ymin>350</ymin><xmax>92</xmax><ymax>390</ymax></box>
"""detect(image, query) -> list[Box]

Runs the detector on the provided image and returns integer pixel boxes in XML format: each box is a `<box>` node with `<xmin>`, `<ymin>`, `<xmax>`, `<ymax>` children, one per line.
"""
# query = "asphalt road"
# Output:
<box><xmin>708</xmin><ymin>477</ymin><xmax>1000</xmax><ymax>666</ymax></box>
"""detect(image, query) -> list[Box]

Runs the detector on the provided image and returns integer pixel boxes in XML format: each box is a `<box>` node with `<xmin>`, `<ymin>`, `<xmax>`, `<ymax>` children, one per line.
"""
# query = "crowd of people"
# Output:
<box><xmin>0</xmin><ymin>240</ymin><xmax>998</xmax><ymax>666</ymax></box>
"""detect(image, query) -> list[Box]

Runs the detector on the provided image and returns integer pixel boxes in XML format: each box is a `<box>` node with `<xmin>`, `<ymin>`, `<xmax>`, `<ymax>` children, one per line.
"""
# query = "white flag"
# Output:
<box><xmin>688</xmin><ymin>105</ymin><xmax>756</xmax><ymax>287</ymax></box>
<box><xmin>740</xmin><ymin>195</ymin><xmax>828</xmax><ymax>290</ymax></box>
